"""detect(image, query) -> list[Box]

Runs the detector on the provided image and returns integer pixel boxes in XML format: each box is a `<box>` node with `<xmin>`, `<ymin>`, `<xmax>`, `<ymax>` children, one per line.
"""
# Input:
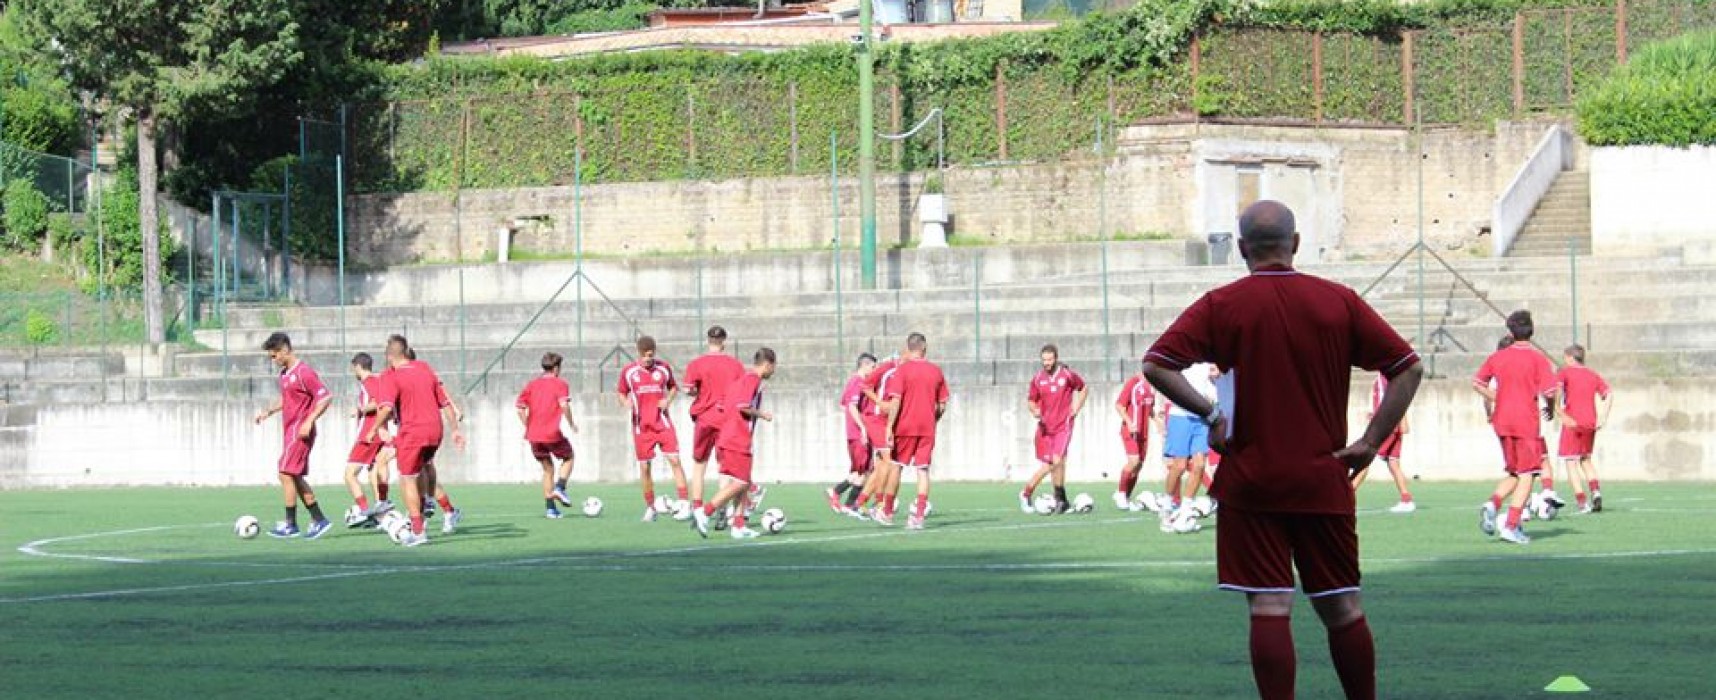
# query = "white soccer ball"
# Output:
<box><xmin>652</xmin><ymin>496</ymin><xmax>673</xmax><ymax>514</ymax></box>
<box><xmin>234</xmin><ymin>515</ymin><xmax>260</xmax><ymax>539</ymax></box>
<box><xmin>1530</xmin><ymin>493</ymin><xmax>1558</xmax><ymax>521</ymax></box>
<box><xmin>582</xmin><ymin>496</ymin><xmax>605</xmax><ymax>518</ymax></box>
<box><xmin>1033</xmin><ymin>494</ymin><xmax>1058</xmax><ymax>515</ymax></box>
<box><xmin>1072</xmin><ymin>493</ymin><xmax>1096</xmax><ymax>513</ymax></box>
<box><xmin>1191</xmin><ymin>495</ymin><xmax>1215</xmax><ymax>518</ymax></box>
<box><xmin>1134</xmin><ymin>490</ymin><xmax>1161</xmax><ymax>513</ymax></box>
<box><xmin>384</xmin><ymin>515</ymin><xmax>410</xmax><ymax>544</ymax></box>
<box><xmin>761</xmin><ymin>507</ymin><xmax>787</xmax><ymax>534</ymax></box>
<box><xmin>1171</xmin><ymin>512</ymin><xmax>1203</xmax><ymax>534</ymax></box>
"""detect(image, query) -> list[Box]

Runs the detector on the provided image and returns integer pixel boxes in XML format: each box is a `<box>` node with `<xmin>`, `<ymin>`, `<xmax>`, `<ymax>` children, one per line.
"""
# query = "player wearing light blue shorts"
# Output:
<box><xmin>1158</xmin><ymin>364</ymin><xmax>1218</xmax><ymax>527</ymax></box>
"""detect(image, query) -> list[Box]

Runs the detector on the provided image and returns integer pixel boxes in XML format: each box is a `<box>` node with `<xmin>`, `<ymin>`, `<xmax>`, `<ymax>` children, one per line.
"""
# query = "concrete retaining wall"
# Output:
<box><xmin>1591</xmin><ymin>145</ymin><xmax>1716</xmax><ymax>256</ymax></box>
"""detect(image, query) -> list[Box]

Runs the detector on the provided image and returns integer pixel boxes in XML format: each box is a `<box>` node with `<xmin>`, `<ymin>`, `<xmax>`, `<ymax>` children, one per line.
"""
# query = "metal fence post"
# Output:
<box><xmin>832</xmin><ymin>131</ymin><xmax>844</xmax><ymax>363</ymax></box>
<box><xmin>1097</xmin><ymin>117</ymin><xmax>1113</xmax><ymax>382</ymax></box>
<box><xmin>1570</xmin><ymin>235</ymin><xmax>1579</xmax><ymax>346</ymax></box>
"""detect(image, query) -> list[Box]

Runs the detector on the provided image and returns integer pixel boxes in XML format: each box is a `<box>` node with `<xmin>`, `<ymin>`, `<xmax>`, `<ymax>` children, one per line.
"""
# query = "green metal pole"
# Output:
<box><xmin>832</xmin><ymin>131</ymin><xmax>844</xmax><ymax>361</ymax></box>
<box><xmin>1415</xmin><ymin>106</ymin><xmax>1426</xmax><ymax>362</ymax></box>
<box><xmin>974</xmin><ymin>252</ymin><xmax>982</xmax><ymax>371</ymax></box>
<box><xmin>282</xmin><ymin>166</ymin><xmax>292</xmax><ymax>299</ymax></box>
<box><xmin>857</xmin><ymin>0</ymin><xmax>877</xmax><ymax>289</ymax></box>
<box><xmin>216</xmin><ymin>195</ymin><xmax>228</xmax><ymax>399</ymax></box>
<box><xmin>575</xmin><ymin>147</ymin><xmax>585</xmax><ymax>390</ymax></box>
<box><xmin>1569</xmin><ymin>235</ymin><xmax>1579</xmax><ymax>346</ymax></box>
<box><xmin>1097</xmin><ymin>118</ymin><xmax>1113</xmax><ymax>381</ymax></box>
<box><xmin>336</xmin><ymin>156</ymin><xmax>348</xmax><ymax>367</ymax></box>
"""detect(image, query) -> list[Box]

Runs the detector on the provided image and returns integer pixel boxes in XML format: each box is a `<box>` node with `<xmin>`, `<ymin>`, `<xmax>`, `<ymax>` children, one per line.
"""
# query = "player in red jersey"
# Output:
<box><xmin>1351</xmin><ymin>373</ymin><xmax>1415</xmax><ymax>514</ymax></box>
<box><xmin>1018</xmin><ymin>345</ymin><xmax>1087</xmax><ymax>515</ymax></box>
<box><xmin>370</xmin><ymin>335</ymin><xmax>466</xmax><ymax>546</ymax></box>
<box><xmin>691</xmin><ymin>347</ymin><xmax>778</xmax><ymax>540</ymax></box>
<box><xmin>617</xmin><ymin>335</ymin><xmax>688</xmax><ymax>521</ymax></box>
<box><xmin>683</xmin><ymin>326</ymin><xmax>745</xmax><ymax>517</ymax></box>
<box><xmin>888</xmin><ymin>333</ymin><xmax>950</xmax><ymax>531</ymax></box>
<box><xmin>254</xmin><ymin>333</ymin><xmax>336</xmax><ymax>539</ymax></box>
<box><xmin>849</xmin><ymin>352</ymin><xmax>902</xmax><ymax>521</ymax></box>
<box><xmin>343</xmin><ymin>352</ymin><xmax>395</xmax><ymax>527</ymax></box>
<box><xmin>1145</xmin><ymin>201</ymin><xmax>1421</xmax><ymax>700</ymax></box>
<box><xmin>829</xmin><ymin>353</ymin><xmax>880</xmax><ymax>513</ymax></box>
<box><xmin>1553</xmin><ymin>344</ymin><xmax>1612</xmax><ymax>513</ymax></box>
<box><xmin>1473</xmin><ymin>311</ymin><xmax>1557</xmax><ymax>545</ymax></box>
<box><xmin>1113</xmin><ymin>360</ymin><xmax>1162</xmax><ymax>511</ymax></box>
<box><xmin>518</xmin><ymin>352</ymin><xmax>579</xmax><ymax>519</ymax></box>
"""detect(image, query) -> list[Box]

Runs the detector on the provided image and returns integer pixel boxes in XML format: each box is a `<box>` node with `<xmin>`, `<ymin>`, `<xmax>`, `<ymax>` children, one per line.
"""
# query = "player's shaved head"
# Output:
<box><xmin>1237</xmin><ymin>200</ymin><xmax>1299</xmax><ymax>266</ymax></box>
<box><xmin>906</xmin><ymin>332</ymin><xmax>927</xmax><ymax>354</ymax></box>
<box><xmin>1565</xmin><ymin>344</ymin><xmax>1585</xmax><ymax>363</ymax></box>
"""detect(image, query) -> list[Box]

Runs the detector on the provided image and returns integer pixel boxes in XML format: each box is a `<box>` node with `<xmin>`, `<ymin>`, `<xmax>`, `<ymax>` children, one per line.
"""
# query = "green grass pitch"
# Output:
<box><xmin>2</xmin><ymin>482</ymin><xmax>1712</xmax><ymax>698</ymax></box>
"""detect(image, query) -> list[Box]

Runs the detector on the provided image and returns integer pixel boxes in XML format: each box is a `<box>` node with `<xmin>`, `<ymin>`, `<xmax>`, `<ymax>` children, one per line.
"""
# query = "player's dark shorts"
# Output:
<box><xmin>347</xmin><ymin>440</ymin><xmax>384</xmax><ymax>467</ymax></box>
<box><xmin>1217</xmin><ymin>506</ymin><xmax>1359</xmax><ymax>597</ymax></box>
<box><xmin>530</xmin><ymin>436</ymin><xmax>573</xmax><ymax>462</ymax></box>
<box><xmin>1558</xmin><ymin>426</ymin><xmax>1596</xmax><ymax>458</ymax></box>
<box><xmin>279</xmin><ymin>432</ymin><xmax>316</xmax><ymax>476</ymax></box>
<box><xmin>847</xmin><ymin>439</ymin><xmax>873</xmax><ymax>475</ymax></box>
<box><xmin>893</xmin><ymin>435</ymin><xmax>935</xmax><ymax>469</ymax></box>
<box><xmin>691</xmin><ymin>417</ymin><xmax>722</xmax><ymax>463</ymax></box>
<box><xmin>718</xmin><ymin>448</ymin><xmax>754</xmax><ymax>483</ymax></box>
<box><xmin>1377</xmin><ymin>431</ymin><xmax>1403</xmax><ymax>461</ymax></box>
<box><xmin>394</xmin><ymin>441</ymin><xmax>440</xmax><ymax>478</ymax></box>
<box><xmin>1498</xmin><ymin>435</ymin><xmax>1544</xmax><ymax>475</ymax></box>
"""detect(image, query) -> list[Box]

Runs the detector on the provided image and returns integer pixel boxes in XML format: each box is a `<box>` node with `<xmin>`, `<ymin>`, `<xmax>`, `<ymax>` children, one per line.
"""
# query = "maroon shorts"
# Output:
<box><xmin>691</xmin><ymin>418</ymin><xmax>722</xmax><ymax>463</ymax></box>
<box><xmin>717</xmin><ymin>448</ymin><xmax>754</xmax><ymax>483</ymax></box>
<box><xmin>394</xmin><ymin>442</ymin><xmax>440</xmax><ymax>478</ymax></box>
<box><xmin>278</xmin><ymin>434</ymin><xmax>315</xmax><ymax>476</ymax></box>
<box><xmin>847</xmin><ymin>439</ymin><xmax>873</xmax><ymax>475</ymax></box>
<box><xmin>893</xmin><ymin>435</ymin><xmax>936</xmax><ymax>468</ymax></box>
<box><xmin>530</xmin><ymin>436</ymin><xmax>573</xmax><ymax>462</ymax></box>
<box><xmin>1217</xmin><ymin>506</ymin><xmax>1360</xmax><ymax>597</ymax></box>
<box><xmin>1121</xmin><ymin>428</ymin><xmax>1149</xmax><ymax>458</ymax></box>
<box><xmin>1498</xmin><ymin>436</ymin><xmax>1544</xmax><ymax>475</ymax></box>
<box><xmin>865</xmin><ymin>415</ymin><xmax>891</xmax><ymax>455</ymax></box>
<box><xmin>347</xmin><ymin>440</ymin><xmax>383</xmax><ymax>467</ymax></box>
<box><xmin>1558</xmin><ymin>426</ymin><xmax>1596</xmax><ymax>459</ymax></box>
<box><xmin>1377</xmin><ymin>431</ymin><xmax>1403</xmax><ymax>460</ymax></box>
<box><xmin>1034</xmin><ymin>426</ymin><xmax>1072</xmax><ymax>464</ymax></box>
<box><xmin>633</xmin><ymin>426</ymin><xmax>680</xmax><ymax>461</ymax></box>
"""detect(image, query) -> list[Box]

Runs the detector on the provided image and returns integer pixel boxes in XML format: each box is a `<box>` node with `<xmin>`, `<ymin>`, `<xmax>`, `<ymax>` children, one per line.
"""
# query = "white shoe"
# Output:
<box><xmin>399</xmin><ymin>531</ymin><xmax>429</xmax><ymax>547</ymax></box>
<box><xmin>1019</xmin><ymin>492</ymin><xmax>1034</xmax><ymax>514</ymax></box>
<box><xmin>906</xmin><ymin>515</ymin><xmax>925</xmax><ymax>530</ymax></box>
<box><xmin>642</xmin><ymin>506</ymin><xmax>659</xmax><ymax>523</ymax></box>
<box><xmin>672</xmin><ymin>505</ymin><xmax>693</xmax><ymax>522</ymax></box>
<box><xmin>1577</xmin><ymin>503</ymin><xmax>1594</xmax><ymax>515</ymax></box>
<box><xmin>1137</xmin><ymin>490</ymin><xmax>1161</xmax><ymax>513</ymax></box>
<box><xmin>1498</xmin><ymin>527</ymin><xmax>1530</xmax><ymax>545</ymax></box>
<box><xmin>1541</xmin><ymin>489</ymin><xmax>1565</xmax><ymax>509</ymax></box>
<box><xmin>442</xmin><ymin>507</ymin><xmax>462</xmax><ymax>534</ymax></box>
<box><xmin>1389</xmin><ymin>501</ymin><xmax>1417</xmax><ymax>514</ymax></box>
<box><xmin>363</xmin><ymin>499</ymin><xmax>395</xmax><ymax>518</ymax></box>
<box><xmin>691</xmin><ymin>508</ymin><xmax>710</xmax><ymax>538</ymax></box>
<box><xmin>1479</xmin><ymin>502</ymin><xmax>1497</xmax><ymax>536</ymax></box>
<box><xmin>1158</xmin><ymin>509</ymin><xmax>1176</xmax><ymax>533</ymax></box>
<box><xmin>730</xmin><ymin>526</ymin><xmax>761</xmax><ymax>540</ymax></box>
<box><xmin>1112</xmin><ymin>492</ymin><xmax>1130</xmax><ymax>510</ymax></box>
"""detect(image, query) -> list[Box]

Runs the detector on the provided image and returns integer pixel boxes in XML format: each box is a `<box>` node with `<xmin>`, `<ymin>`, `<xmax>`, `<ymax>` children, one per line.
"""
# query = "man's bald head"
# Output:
<box><xmin>1237</xmin><ymin>200</ymin><xmax>1299</xmax><ymax>267</ymax></box>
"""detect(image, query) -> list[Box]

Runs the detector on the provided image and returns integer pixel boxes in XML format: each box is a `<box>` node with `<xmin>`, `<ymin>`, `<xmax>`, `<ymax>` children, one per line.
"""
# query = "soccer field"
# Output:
<box><xmin>2</xmin><ymin>482</ymin><xmax>1711</xmax><ymax>698</ymax></box>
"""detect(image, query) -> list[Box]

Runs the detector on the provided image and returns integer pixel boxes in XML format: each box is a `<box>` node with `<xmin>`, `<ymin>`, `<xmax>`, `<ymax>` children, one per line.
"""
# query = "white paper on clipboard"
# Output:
<box><xmin>1213</xmin><ymin>369</ymin><xmax>1236</xmax><ymax>441</ymax></box>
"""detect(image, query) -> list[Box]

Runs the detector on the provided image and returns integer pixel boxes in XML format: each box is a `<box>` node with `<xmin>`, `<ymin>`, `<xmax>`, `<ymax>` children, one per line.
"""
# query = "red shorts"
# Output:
<box><xmin>1558</xmin><ymin>426</ymin><xmax>1596</xmax><ymax>458</ymax></box>
<box><xmin>717</xmin><ymin>448</ymin><xmax>753</xmax><ymax>483</ymax></box>
<box><xmin>394</xmin><ymin>442</ymin><xmax>440</xmax><ymax>478</ymax></box>
<box><xmin>1034</xmin><ymin>426</ymin><xmax>1072</xmax><ymax>463</ymax></box>
<box><xmin>893</xmin><ymin>435</ymin><xmax>936</xmax><ymax>468</ymax></box>
<box><xmin>347</xmin><ymin>440</ymin><xmax>383</xmax><ymax>467</ymax></box>
<box><xmin>1498</xmin><ymin>436</ymin><xmax>1544</xmax><ymax>475</ymax></box>
<box><xmin>1121</xmin><ymin>428</ymin><xmax>1149</xmax><ymax>458</ymax></box>
<box><xmin>633</xmin><ymin>426</ymin><xmax>680</xmax><ymax>461</ymax></box>
<box><xmin>691</xmin><ymin>417</ymin><xmax>722</xmax><ymax>463</ymax></box>
<box><xmin>530</xmin><ymin>436</ymin><xmax>573</xmax><ymax>462</ymax></box>
<box><xmin>865</xmin><ymin>415</ymin><xmax>891</xmax><ymax>454</ymax></box>
<box><xmin>1377</xmin><ymin>431</ymin><xmax>1403</xmax><ymax>460</ymax></box>
<box><xmin>278</xmin><ymin>434</ymin><xmax>315</xmax><ymax>476</ymax></box>
<box><xmin>847</xmin><ymin>439</ymin><xmax>873</xmax><ymax>475</ymax></box>
<box><xmin>1217</xmin><ymin>506</ymin><xmax>1360</xmax><ymax>597</ymax></box>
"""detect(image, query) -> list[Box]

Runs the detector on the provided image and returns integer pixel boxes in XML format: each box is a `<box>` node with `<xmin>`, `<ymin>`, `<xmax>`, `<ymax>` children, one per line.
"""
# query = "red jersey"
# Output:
<box><xmin>617</xmin><ymin>359</ymin><xmax>677</xmax><ymax>432</ymax></box>
<box><xmin>374</xmin><ymin>361</ymin><xmax>450</xmax><ymax>448</ymax></box>
<box><xmin>356</xmin><ymin>374</ymin><xmax>387</xmax><ymax>439</ymax></box>
<box><xmin>864</xmin><ymin>358</ymin><xmax>901</xmax><ymax>417</ymax></box>
<box><xmin>516</xmin><ymin>374</ymin><xmax>571</xmax><ymax>443</ymax></box>
<box><xmin>1028</xmin><ymin>365</ymin><xmax>1085</xmax><ymax>432</ymax></box>
<box><xmin>1555</xmin><ymin>365</ymin><xmax>1610</xmax><ymax>427</ymax></box>
<box><xmin>684</xmin><ymin>352</ymin><xmax>744</xmax><ymax>422</ymax></box>
<box><xmin>889</xmin><ymin>359</ymin><xmax>949</xmax><ymax>438</ymax></box>
<box><xmin>840</xmin><ymin>375</ymin><xmax>871</xmax><ymax>441</ymax></box>
<box><xmin>1117</xmin><ymin>375</ymin><xmax>1157</xmax><ymax>430</ymax></box>
<box><xmin>1145</xmin><ymin>264</ymin><xmax>1419</xmax><ymax>515</ymax></box>
<box><xmin>717</xmin><ymin>371</ymin><xmax>765</xmax><ymax>455</ymax></box>
<box><xmin>1473</xmin><ymin>343</ymin><xmax>1555</xmax><ymax>438</ymax></box>
<box><xmin>278</xmin><ymin>360</ymin><xmax>331</xmax><ymax>438</ymax></box>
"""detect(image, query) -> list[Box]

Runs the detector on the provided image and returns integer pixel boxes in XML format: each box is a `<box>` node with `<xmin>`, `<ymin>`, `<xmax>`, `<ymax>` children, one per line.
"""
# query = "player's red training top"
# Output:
<box><xmin>374</xmin><ymin>361</ymin><xmax>450</xmax><ymax>448</ymax></box>
<box><xmin>684</xmin><ymin>352</ymin><xmax>744</xmax><ymax>423</ymax></box>
<box><xmin>356</xmin><ymin>374</ymin><xmax>387</xmax><ymax>441</ymax></box>
<box><xmin>1117</xmin><ymin>374</ymin><xmax>1157</xmax><ymax>433</ymax></box>
<box><xmin>1555</xmin><ymin>365</ymin><xmax>1610</xmax><ymax>428</ymax></box>
<box><xmin>1473</xmin><ymin>343</ymin><xmax>1555</xmax><ymax>438</ymax></box>
<box><xmin>617</xmin><ymin>359</ymin><xmax>677</xmax><ymax>432</ymax></box>
<box><xmin>278</xmin><ymin>360</ymin><xmax>331</xmax><ymax>438</ymax></box>
<box><xmin>1369</xmin><ymin>374</ymin><xmax>1405</xmax><ymax>437</ymax></box>
<box><xmin>890</xmin><ymin>359</ymin><xmax>949</xmax><ymax>438</ymax></box>
<box><xmin>717</xmin><ymin>371</ymin><xmax>765</xmax><ymax>455</ymax></box>
<box><xmin>517</xmin><ymin>374</ymin><xmax>571</xmax><ymax>443</ymax></box>
<box><xmin>1146</xmin><ymin>264</ymin><xmax>1420</xmax><ymax>515</ymax></box>
<box><xmin>840</xmin><ymin>375</ymin><xmax>870</xmax><ymax>441</ymax></box>
<box><xmin>1028</xmin><ymin>365</ymin><xmax>1085</xmax><ymax>432</ymax></box>
<box><xmin>864</xmin><ymin>358</ymin><xmax>901</xmax><ymax>419</ymax></box>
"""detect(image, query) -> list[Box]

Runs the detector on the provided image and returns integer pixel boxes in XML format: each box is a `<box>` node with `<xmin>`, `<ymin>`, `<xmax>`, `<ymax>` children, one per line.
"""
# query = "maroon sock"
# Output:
<box><xmin>1541</xmin><ymin>476</ymin><xmax>1555</xmax><ymax>490</ymax></box>
<box><xmin>676</xmin><ymin>485</ymin><xmax>689</xmax><ymax>500</ymax></box>
<box><xmin>1327</xmin><ymin>617</ymin><xmax>1376</xmax><ymax>700</ymax></box>
<box><xmin>1249</xmin><ymin>615</ymin><xmax>1296</xmax><ymax>700</ymax></box>
<box><xmin>1588</xmin><ymin>479</ymin><xmax>1600</xmax><ymax>492</ymax></box>
<box><xmin>643</xmin><ymin>490</ymin><xmax>655</xmax><ymax>507</ymax></box>
<box><xmin>1021</xmin><ymin>485</ymin><xmax>1034</xmax><ymax>499</ymax></box>
<box><xmin>1505</xmin><ymin>506</ymin><xmax>1523</xmax><ymax>529</ymax></box>
<box><xmin>436</xmin><ymin>495</ymin><xmax>453</xmax><ymax>511</ymax></box>
<box><xmin>1489</xmin><ymin>495</ymin><xmax>1503</xmax><ymax>510</ymax></box>
<box><xmin>377</xmin><ymin>483</ymin><xmax>390</xmax><ymax>500</ymax></box>
<box><xmin>1119</xmin><ymin>471</ymin><xmax>1138</xmax><ymax>498</ymax></box>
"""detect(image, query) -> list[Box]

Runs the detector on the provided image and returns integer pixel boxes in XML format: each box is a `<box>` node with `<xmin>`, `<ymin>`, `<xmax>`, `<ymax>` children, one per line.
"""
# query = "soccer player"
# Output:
<box><xmin>1018</xmin><ymin>344</ymin><xmax>1087</xmax><ymax>515</ymax></box>
<box><xmin>518</xmin><ymin>352</ymin><xmax>578</xmax><ymax>519</ymax></box>
<box><xmin>343</xmin><ymin>352</ymin><xmax>394</xmax><ymax>527</ymax></box>
<box><xmin>888</xmin><ymin>333</ymin><xmax>950</xmax><ymax>531</ymax></box>
<box><xmin>370</xmin><ymin>335</ymin><xmax>466</xmax><ymax>547</ymax></box>
<box><xmin>850</xmin><ymin>352</ymin><xmax>902</xmax><ymax>521</ymax></box>
<box><xmin>254</xmin><ymin>333</ymin><xmax>335</xmax><ymax>539</ymax></box>
<box><xmin>692</xmin><ymin>347</ymin><xmax>778</xmax><ymax>540</ymax></box>
<box><xmin>1158</xmin><ymin>363</ymin><xmax>1218</xmax><ymax>530</ymax></box>
<box><xmin>617</xmin><ymin>335</ymin><xmax>688</xmax><ymax>521</ymax></box>
<box><xmin>829</xmin><ymin>353</ymin><xmax>879</xmax><ymax>513</ymax></box>
<box><xmin>1554</xmin><ymin>344</ymin><xmax>1612</xmax><ymax>513</ymax></box>
<box><xmin>684</xmin><ymin>326</ymin><xmax>744</xmax><ymax>517</ymax></box>
<box><xmin>1113</xmin><ymin>360</ymin><xmax>1162</xmax><ymax>511</ymax></box>
<box><xmin>1473</xmin><ymin>311</ymin><xmax>1556</xmax><ymax>545</ymax></box>
<box><xmin>1145</xmin><ymin>201</ymin><xmax>1422</xmax><ymax>700</ymax></box>
<box><xmin>1351</xmin><ymin>373</ymin><xmax>1415</xmax><ymax>513</ymax></box>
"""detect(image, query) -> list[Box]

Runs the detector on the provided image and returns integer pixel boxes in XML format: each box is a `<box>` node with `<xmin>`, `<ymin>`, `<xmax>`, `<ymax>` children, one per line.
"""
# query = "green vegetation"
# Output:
<box><xmin>1</xmin><ymin>483</ymin><xmax>1713</xmax><ymax>697</ymax></box>
<box><xmin>1577</xmin><ymin>30</ymin><xmax>1716</xmax><ymax>147</ymax></box>
<box><xmin>1</xmin><ymin>181</ymin><xmax>51</xmax><ymax>251</ymax></box>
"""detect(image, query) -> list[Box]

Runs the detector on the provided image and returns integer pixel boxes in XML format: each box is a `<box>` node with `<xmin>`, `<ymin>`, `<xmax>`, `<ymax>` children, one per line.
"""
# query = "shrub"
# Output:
<box><xmin>2</xmin><ymin>181</ymin><xmax>52</xmax><ymax>250</ymax></box>
<box><xmin>1577</xmin><ymin>31</ymin><xmax>1716</xmax><ymax>148</ymax></box>
<box><xmin>24</xmin><ymin>308</ymin><xmax>57</xmax><ymax>345</ymax></box>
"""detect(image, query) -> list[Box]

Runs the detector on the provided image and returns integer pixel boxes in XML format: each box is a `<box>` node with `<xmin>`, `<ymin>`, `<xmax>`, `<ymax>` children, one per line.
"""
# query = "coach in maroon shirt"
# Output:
<box><xmin>1144</xmin><ymin>201</ymin><xmax>1423</xmax><ymax>700</ymax></box>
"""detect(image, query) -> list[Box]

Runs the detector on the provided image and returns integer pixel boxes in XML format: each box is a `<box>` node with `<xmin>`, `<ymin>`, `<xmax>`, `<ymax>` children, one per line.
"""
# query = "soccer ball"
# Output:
<box><xmin>583</xmin><ymin>497</ymin><xmax>605</xmax><ymax>518</ymax></box>
<box><xmin>1190</xmin><ymin>495</ymin><xmax>1216</xmax><ymax>518</ymax></box>
<box><xmin>1529</xmin><ymin>493</ymin><xmax>1559</xmax><ymax>522</ymax></box>
<box><xmin>1134</xmin><ymin>490</ymin><xmax>1161</xmax><ymax>513</ymax></box>
<box><xmin>761</xmin><ymin>508</ymin><xmax>787</xmax><ymax>534</ymax></box>
<box><xmin>234</xmin><ymin>515</ymin><xmax>260</xmax><ymax>539</ymax></box>
<box><xmin>1033</xmin><ymin>494</ymin><xmax>1058</xmax><ymax>515</ymax></box>
<box><xmin>652</xmin><ymin>495</ymin><xmax>674</xmax><ymax>514</ymax></box>
<box><xmin>382</xmin><ymin>514</ymin><xmax>411</xmax><ymax>544</ymax></box>
<box><xmin>1171</xmin><ymin>511</ymin><xmax>1203</xmax><ymax>534</ymax></box>
<box><xmin>1071</xmin><ymin>493</ymin><xmax>1096</xmax><ymax>513</ymax></box>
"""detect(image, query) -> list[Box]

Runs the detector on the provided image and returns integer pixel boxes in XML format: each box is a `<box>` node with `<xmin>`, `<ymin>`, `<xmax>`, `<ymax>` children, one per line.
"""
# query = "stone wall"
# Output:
<box><xmin>1591</xmin><ymin>145</ymin><xmax>1716</xmax><ymax>257</ymax></box>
